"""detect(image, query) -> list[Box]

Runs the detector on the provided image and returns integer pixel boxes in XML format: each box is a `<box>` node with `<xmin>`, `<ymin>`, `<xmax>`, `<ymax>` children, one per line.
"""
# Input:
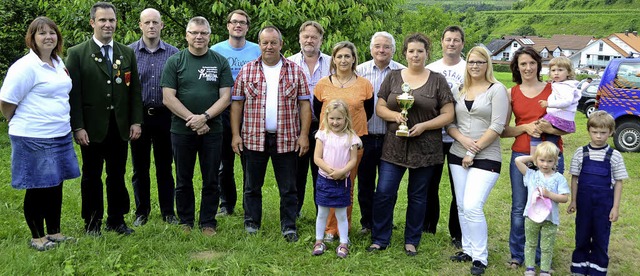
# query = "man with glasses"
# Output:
<box><xmin>210</xmin><ymin>10</ymin><xmax>261</xmax><ymax>217</ymax></box>
<box><xmin>67</xmin><ymin>1</ymin><xmax>143</xmax><ymax>236</ymax></box>
<box><xmin>128</xmin><ymin>8</ymin><xmax>179</xmax><ymax>227</ymax></box>
<box><xmin>356</xmin><ymin>31</ymin><xmax>405</xmax><ymax>235</ymax></box>
<box><xmin>161</xmin><ymin>16</ymin><xmax>233</xmax><ymax>235</ymax></box>
<box><xmin>424</xmin><ymin>25</ymin><xmax>466</xmax><ymax>249</ymax></box>
<box><xmin>287</xmin><ymin>21</ymin><xmax>331</xmax><ymax>219</ymax></box>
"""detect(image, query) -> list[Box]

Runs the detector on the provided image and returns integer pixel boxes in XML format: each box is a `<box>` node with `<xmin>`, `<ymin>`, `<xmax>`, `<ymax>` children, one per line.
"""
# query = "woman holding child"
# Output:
<box><xmin>502</xmin><ymin>46</ymin><xmax>568</xmax><ymax>269</ymax></box>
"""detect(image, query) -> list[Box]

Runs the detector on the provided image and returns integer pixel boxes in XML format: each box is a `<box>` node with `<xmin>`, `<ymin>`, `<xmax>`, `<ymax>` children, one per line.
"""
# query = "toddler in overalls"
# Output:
<box><xmin>567</xmin><ymin>111</ymin><xmax>628</xmax><ymax>276</ymax></box>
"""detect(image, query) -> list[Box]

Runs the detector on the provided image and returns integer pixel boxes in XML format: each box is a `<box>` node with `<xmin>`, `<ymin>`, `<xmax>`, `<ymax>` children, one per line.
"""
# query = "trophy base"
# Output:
<box><xmin>396</xmin><ymin>130</ymin><xmax>409</xmax><ymax>137</ymax></box>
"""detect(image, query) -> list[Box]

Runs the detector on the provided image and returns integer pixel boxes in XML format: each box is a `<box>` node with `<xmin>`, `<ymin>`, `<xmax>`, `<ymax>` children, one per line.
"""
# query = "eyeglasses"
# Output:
<box><xmin>228</xmin><ymin>20</ymin><xmax>248</xmax><ymax>26</ymax></box>
<box><xmin>468</xmin><ymin>61</ymin><xmax>488</xmax><ymax>66</ymax></box>
<box><xmin>187</xmin><ymin>31</ymin><xmax>210</xmax><ymax>36</ymax></box>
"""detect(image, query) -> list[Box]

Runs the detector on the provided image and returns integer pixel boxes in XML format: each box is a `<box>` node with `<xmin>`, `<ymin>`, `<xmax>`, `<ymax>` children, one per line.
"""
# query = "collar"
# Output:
<box><xmin>92</xmin><ymin>36</ymin><xmax>113</xmax><ymax>48</ymax></box>
<box><xmin>136</xmin><ymin>38</ymin><xmax>166</xmax><ymax>52</ymax></box>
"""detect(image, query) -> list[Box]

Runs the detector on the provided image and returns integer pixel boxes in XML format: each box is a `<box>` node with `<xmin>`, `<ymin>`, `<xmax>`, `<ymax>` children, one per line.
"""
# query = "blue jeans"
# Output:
<box><xmin>242</xmin><ymin>134</ymin><xmax>298</xmax><ymax>233</ymax></box>
<box><xmin>357</xmin><ymin>134</ymin><xmax>385</xmax><ymax>229</ymax></box>
<box><xmin>509</xmin><ymin>151</ymin><xmax>564</xmax><ymax>263</ymax></box>
<box><xmin>371</xmin><ymin>160</ymin><xmax>435</xmax><ymax>247</ymax></box>
<box><xmin>171</xmin><ymin>132</ymin><xmax>222</xmax><ymax>228</ymax></box>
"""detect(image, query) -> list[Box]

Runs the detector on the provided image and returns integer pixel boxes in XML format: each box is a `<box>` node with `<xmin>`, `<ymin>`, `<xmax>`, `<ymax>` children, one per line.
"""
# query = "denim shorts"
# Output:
<box><xmin>9</xmin><ymin>133</ymin><xmax>80</xmax><ymax>189</ymax></box>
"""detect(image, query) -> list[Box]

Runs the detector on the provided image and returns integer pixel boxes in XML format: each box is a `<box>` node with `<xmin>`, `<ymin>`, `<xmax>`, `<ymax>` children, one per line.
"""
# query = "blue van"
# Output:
<box><xmin>596</xmin><ymin>57</ymin><xmax>640</xmax><ymax>152</ymax></box>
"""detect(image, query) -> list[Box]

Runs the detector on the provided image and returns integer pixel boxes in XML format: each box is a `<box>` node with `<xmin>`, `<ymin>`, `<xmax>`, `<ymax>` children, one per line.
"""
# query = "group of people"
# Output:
<box><xmin>0</xmin><ymin>2</ymin><xmax>628</xmax><ymax>276</ymax></box>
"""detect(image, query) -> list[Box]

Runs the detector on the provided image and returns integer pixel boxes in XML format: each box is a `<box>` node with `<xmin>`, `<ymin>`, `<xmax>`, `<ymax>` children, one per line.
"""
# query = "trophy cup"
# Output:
<box><xmin>395</xmin><ymin>83</ymin><xmax>414</xmax><ymax>137</ymax></box>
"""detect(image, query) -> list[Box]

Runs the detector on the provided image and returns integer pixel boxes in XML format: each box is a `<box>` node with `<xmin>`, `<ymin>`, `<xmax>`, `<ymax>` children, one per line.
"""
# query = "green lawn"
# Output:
<box><xmin>0</xmin><ymin>74</ymin><xmax>638</xmax><ymax>274</ymax></box>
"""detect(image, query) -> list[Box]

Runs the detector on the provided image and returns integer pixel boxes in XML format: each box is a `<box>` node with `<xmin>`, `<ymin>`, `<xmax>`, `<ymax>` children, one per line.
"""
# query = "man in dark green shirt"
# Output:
<box><xmin>161</xmin><ymin>16</ymin><xmax>233</xmax><ymax>234</ymax></box>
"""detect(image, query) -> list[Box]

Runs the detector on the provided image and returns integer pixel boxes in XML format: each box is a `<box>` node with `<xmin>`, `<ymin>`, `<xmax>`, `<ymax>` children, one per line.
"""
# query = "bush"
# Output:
<box><xmin>493</xmin><ymin>63</ymin><xmax>511</xmax><ymax>72</ymax></box>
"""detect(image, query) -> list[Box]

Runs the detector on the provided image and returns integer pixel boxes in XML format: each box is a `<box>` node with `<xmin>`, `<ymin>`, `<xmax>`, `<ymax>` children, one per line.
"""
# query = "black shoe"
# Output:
<box><xmin>404</xmin><ymin>244</ymin><xmax>418</xmax><ymax>256</ymax></box>
<box><xmin>133</xmin><ymin>215</ymin><xmax>148</xmax><ymax>227</ymax></box>
<box><xmin>105</xmin><ymin>223</ymin><xmax>135</xmax><ymax>235</ymax></box>
<box><xmin>366</xmin><ymin>244</ymin><xmax>388</xmax><ymax>252</ymax></box>
<box><xmin>163</xmin><ymin>215</ymin><xmax>179</xmax><ymax>225</ymax></box>
<box><xmin>450</xmin><ymin>251</ymin><xmax>472</xmax><ymax>262</ymax></box>
<box><xmin>451</xmin><ymin>238</ymin><xmax>462</xmax><ymax>249</ymax></box>
<box><xmin>283</xmin><ymin>232</ymin><xmax>299</xmax><ymax>243</ymax></box>
<box><xmin>470</xmin><ymin>260</ymin><xmax>487</xmax><ymax>275</ymax></box>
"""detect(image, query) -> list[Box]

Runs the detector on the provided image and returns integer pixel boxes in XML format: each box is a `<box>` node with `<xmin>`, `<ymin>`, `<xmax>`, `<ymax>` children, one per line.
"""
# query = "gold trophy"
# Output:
<box><xmin>395</xmin><ymin>83</ymin><xmax>414</xmax><ymax>137</ymax></box>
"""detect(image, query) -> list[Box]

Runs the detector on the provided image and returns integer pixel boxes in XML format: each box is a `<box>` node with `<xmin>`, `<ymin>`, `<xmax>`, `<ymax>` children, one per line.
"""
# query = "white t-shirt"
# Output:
<box><xmin>0</xmin><ymin>50</ymin><xmax>72</xmax><ymax>138</ymax></box>
<box><xmin>426</xmin><ymin>58</ymin><xmax>466</xmax><ymax>143</ymax></box>
<box><xmin>262</xmin><ymin>59</ymin><xmax>283</xmax><ymax>133</ymax></box>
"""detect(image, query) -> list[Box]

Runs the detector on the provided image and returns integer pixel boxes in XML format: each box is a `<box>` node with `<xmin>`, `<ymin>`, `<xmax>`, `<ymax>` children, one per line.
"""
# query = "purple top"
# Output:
<box><xmin>129</xmin><ymin>39</ymin><xmax>179</xmax><ymax>108</ymax></box>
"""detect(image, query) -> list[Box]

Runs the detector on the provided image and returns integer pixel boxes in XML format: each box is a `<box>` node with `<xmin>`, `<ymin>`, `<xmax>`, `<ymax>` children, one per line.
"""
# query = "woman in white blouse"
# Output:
<box><xmin>446</xmin><ymin>46</ymin><xmax>509</xmax><ymax>275</ymax></box>
<box><xmin>0</xmin><ymin>17</ymin><xmax>80</xmax><ymax>251</ymax></box>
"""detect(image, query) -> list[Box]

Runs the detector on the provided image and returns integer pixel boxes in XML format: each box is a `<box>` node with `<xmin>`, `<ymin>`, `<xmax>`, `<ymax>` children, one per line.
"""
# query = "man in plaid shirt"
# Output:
<box><xmin>230</xmin><ymin>26</ymin><xmax>311</xmax><ymax>242</ymax></box>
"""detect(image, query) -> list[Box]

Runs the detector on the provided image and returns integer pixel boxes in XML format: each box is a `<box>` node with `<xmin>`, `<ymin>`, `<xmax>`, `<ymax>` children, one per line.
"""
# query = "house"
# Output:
<box><xmin>486</xmin><ymin>35</ymin><xmax>594</xmax><ymax>64</ymax></box>
<box><xmin>569</xmin><ymin>31</ymin><xmax>640</xmax><ymax>70</ymax></box>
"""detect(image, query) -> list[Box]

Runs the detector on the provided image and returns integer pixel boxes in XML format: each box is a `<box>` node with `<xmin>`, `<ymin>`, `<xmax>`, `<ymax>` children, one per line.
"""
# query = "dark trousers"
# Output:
<box><xmin>171</xmin><ymin>132</ymin><xmax>222</xmax><ymax>228</ymax></box>
<box><xmin>295</xmin><ymin>121</ymin><xmax>319</xmax><ymax>215</ymax></box>
<box><xmin>243</xmin><ymin>134</ymin><xmax>298</xmax><ymax>233</ymax></box>
<box><xmin>218</xmin><ymin>109</ymin><xmax>237</xmax><ymax>212</ymax></box>
<box><xmin>80</xmin><ymin>118</ymin><xmax>130</xmax><ymax>229</ymax></box>
<box><xmin>372</xmin><ymin>161</ymin><xmax>435</xmax><ymax>247</ymax></box>
<box><xmin>423</xmin><ymin>142</ymin><xmax>461</xmax><ymax>241</ymax></box>
<box><xmin>24</xmin><ymin>184</ymin><xmax>63</xmax><ymax>238</ymax></box>
<box><xmin>357</xmin><ymin>134</ymin><xmax>384</xmax><ymax>229</ymax></box>
<box><xmin>131</xmin><ymin>107</ymin><xmax>175</xmax><ymax>218</ymax></box>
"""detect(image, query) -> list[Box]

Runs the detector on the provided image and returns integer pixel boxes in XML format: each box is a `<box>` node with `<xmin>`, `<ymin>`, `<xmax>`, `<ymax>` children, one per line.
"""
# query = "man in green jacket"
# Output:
<box><xmin>67</xmin><ymin>1</ymin><xmax>143</xmax><ymax>236</ymax></box>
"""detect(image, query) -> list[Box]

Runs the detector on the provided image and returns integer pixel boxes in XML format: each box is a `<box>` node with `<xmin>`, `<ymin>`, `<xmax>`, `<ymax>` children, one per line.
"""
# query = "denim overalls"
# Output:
<box><xmin>571</xmin><ymin>146</ymin><xmax>614</xmax><ymax>276</ymax></box>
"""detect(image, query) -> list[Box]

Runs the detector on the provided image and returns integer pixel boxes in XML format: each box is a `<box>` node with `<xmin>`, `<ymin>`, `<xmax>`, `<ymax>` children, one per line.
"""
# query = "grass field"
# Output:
<box><xmin>0</xmin><ymin>72</ymin><xmax>638</xmax><ymax>275</ymax></box>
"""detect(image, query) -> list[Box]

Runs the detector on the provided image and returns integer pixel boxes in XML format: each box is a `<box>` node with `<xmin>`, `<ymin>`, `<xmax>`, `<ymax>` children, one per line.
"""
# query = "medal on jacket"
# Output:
<box><xmin>114</xmin><ymin>58</ymin><xmax>122</xmax><ymax>84</ymax></box>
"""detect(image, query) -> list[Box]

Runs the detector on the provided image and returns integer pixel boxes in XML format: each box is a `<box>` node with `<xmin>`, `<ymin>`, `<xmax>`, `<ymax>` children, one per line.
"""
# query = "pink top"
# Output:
<box><xmin>315</xmin><ymin>130</ymin><xmax>362</xmax><ymax>179</ymax></box>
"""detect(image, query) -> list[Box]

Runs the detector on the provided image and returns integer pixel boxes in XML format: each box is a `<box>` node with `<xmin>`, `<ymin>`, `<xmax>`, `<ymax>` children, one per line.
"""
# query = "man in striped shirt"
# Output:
<box><xmin>356</xmin><ymin>31</ymin><xmax>405</xmax><ymax>235</ymax></box>
<box><xmin>231</xmin><ymin>26</ymin><xmax>311</xmax><ymax>242</ymax></box>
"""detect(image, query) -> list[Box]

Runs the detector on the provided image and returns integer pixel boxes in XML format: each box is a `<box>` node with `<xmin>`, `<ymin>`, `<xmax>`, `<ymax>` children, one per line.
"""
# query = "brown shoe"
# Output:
<box><xmin>202</xmin><ymin>227</ymin><xmax>217</xmax><ymax>236</ymax></box>
<box><xmin>181</xmin><ymin>225</ymin><xmax>192</xmax><ymax>234</ymax></box>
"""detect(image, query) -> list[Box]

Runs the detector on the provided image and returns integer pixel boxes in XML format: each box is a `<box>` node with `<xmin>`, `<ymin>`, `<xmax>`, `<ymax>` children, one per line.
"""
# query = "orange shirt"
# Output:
<box><xmin>314</xmin><ymin>76</ymin><xmax>373</xmax><ymax>136</ymax></box>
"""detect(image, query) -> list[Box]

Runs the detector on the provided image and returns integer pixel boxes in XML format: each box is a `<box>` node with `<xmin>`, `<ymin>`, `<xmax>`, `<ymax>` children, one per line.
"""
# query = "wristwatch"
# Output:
<box><xmin>203</xmin><ymin>112</ymin><xmax>211</xmax><ymax>120</ymax></box>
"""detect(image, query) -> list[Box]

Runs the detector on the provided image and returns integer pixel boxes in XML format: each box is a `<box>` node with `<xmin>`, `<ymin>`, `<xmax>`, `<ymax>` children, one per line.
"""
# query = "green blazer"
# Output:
<box><xmin>67</xmin><ymin>39</ymin><xmax>143</xmax><ymax>143</ymax></box>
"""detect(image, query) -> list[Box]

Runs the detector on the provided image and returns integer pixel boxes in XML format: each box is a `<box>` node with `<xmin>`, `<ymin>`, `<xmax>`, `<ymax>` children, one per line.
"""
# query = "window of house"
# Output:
<box><xmin>502</xmin><ymin>52</ymin><xmax>509</xmax><ymax>59</ymax></box>
<box><xmin>599</xmin><ymin>42</ymin><xmax>603</xmax><ymax>51</ymax></box>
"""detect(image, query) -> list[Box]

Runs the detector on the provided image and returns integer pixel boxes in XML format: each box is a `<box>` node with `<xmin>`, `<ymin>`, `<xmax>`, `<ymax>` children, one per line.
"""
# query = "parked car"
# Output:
<box><xmin>596</xmin><ymin>57</ymin><xmax>640</xmax><ymax>152</ymax></box>
<box><xmin>577</xmin><ymin>79</ymin><xmax>600</xmax><ymax>118</ymax></box>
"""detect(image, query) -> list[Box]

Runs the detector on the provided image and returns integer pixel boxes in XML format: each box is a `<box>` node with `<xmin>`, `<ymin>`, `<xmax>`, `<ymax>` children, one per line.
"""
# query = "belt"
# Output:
<box><xmin>145</xmin><ymin>106</ymin><xmax>167</xmax><ymax>116</ymax></box>
<box><xmin>366</xmin><ymin>134</ymin><xmax>385</xmax><ymax>139</ymax></box>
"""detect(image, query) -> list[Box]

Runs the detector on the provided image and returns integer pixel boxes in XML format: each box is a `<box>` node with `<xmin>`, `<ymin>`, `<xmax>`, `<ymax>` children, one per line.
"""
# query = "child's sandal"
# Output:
<box><xmin>312</xmin><ymin>242</ymin><xmax>326</xmax><ymax>256</ymax></box>
<box><xmin>336</xmin><ymin>244</ymin><xmax>349</xmax><ymax>258</ymax></box>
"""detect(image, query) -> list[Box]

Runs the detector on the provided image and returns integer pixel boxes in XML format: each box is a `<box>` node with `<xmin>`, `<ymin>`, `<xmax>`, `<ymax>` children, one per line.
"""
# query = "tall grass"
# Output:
<box><xmin>0</xmin><ymin>74</ymin><xmax>638</xmax><ymax>274</ymax></box>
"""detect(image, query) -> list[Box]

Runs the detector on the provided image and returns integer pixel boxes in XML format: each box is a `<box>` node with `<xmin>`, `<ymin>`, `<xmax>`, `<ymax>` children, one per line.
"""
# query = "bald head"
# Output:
<box><xmin>139</xmin><ymin>8</ymin><xmax>163</xmax><ymax>41</ymax></box>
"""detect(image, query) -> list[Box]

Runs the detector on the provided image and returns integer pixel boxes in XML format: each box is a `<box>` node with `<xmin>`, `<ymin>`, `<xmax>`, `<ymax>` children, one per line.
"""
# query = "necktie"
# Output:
<box><xmin>102</xmin><ymin>45</ymin><xmax>112</xmax><ymax>76</ymax></box>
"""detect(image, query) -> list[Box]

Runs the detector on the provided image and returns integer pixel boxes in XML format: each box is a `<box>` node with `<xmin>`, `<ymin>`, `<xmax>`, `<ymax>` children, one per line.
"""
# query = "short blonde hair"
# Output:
<box><xmin>587</xmin><ymin>110</ymin><xmax>616</xmax><ymax>133</ymax></box>
<box><xmin>532</xmin><ymin>141</ymin><xmax>560</xmax><ymax>166</ymax></box>
<box><xmin>548</xmin><ymin>56</ymin><xmax>575</xmax><ymax>79</ymax></box>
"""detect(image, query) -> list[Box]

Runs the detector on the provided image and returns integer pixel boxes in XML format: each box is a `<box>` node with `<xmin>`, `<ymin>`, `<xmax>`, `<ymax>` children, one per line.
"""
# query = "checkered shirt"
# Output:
<box><xmin>232</xmin><ymin>55</ymin><xmax>310</xmax><ymax>153</ymax></box>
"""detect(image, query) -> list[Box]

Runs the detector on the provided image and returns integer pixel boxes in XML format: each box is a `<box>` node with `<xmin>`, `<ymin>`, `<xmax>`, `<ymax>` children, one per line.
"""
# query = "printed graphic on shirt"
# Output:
<box><xmin>198</xmin><ymin>66</ymin><xmax>219</xmax><ymax>81</ymax></box>
<box><xmin>227</xmin><ymin>57</ymin><xmax>254</xmax><ymax>73</ymax></box>
<box><xmin>440</xmin><ymin>69</ymin><xmax>464</xmax><ymax>89</ymax></box>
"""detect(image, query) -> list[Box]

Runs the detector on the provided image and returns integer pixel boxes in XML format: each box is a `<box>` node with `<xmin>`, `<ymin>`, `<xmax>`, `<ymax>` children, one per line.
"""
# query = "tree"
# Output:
<box><xmin>514</xmin><ymin>25</ymin><xmax>537</xmax><ymax>36</ymax></box>
<box><xmin>0</xmin><ymin>0</ymin><xmax>404</xmax><ymax>76</ymax></box>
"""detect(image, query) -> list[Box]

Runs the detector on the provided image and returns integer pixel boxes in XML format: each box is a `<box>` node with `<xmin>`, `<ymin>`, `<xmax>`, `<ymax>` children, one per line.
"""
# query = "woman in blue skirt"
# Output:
<box><xmin>0</xmin><ymin>17</ymin><xmax>80</xmax><ymax>251</ymax></box>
